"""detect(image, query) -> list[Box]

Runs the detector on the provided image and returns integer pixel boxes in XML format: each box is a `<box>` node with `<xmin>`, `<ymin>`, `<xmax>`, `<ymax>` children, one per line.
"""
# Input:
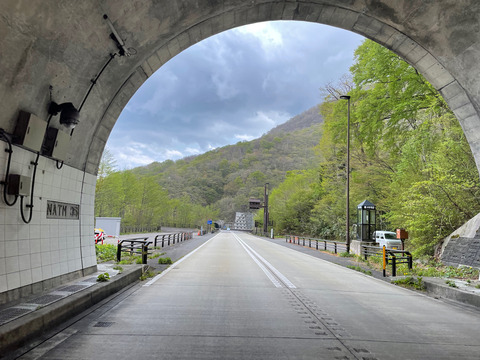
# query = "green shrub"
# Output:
<box><xmin>97</xmin><ymin>273</ymin><xmax>110</xmax><ymax>282</ymax></box>
<box><xmin>392</xmin><ymin>276</ymin><xmax>425</xmax><ymax>291</ymax></box>
<box><xmin>445</xmin><ymin>279</ymin><xmax>457</xmax><ymax>288</ymax></box>
<box><xmin>95</xmin><ymin>244</ymin><xmax>117</xmax><ymax>262</ymax></box>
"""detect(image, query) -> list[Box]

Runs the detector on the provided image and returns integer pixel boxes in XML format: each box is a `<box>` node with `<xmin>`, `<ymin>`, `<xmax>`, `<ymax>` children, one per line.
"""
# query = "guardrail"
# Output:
<box><xmin>117</xmin><ymin>237</ymin><xmax>151</xmax><ymax>264</ymax></box>
<box><xmin>154</xmin><ymin>232</ymin><xmax>194</xmax><ymax>247</ymax></box>
<box><xmin>362</xmin><ymin>244</ymin><xmax>413</xmax><ymax>277</ymax></box>
<box><xmin>285</xmin><ymin>235</ymin><xmax>347</xmax><ymax>254</ymax></box>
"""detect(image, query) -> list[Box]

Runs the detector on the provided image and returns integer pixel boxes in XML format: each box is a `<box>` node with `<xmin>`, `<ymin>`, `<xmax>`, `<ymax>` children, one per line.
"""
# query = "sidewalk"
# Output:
<box><xmin>0</xmin><ymin>232</ymin><xmax>216</xmax><ymax>358</ymax></box>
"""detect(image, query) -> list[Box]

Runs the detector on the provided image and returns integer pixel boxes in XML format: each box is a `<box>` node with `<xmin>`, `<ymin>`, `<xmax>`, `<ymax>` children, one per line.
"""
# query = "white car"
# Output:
<box><xmin>373</xmin><ymin>231</ymin><xmax>402</xmax><ymax>250</ymax></box>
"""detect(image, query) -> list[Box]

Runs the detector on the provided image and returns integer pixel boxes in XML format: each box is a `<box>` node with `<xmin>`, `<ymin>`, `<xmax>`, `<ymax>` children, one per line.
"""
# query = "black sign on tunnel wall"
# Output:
<box><xmin>46</xmin><ymin>200</ymin><xmax>80</xmax><ymax>220</ymax></box>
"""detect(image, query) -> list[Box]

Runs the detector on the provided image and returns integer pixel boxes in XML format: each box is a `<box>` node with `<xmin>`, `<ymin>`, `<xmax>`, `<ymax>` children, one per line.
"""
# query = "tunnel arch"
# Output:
<box><xmin>1</xmin><ymin>1</ymin><xmax>479</xmax><ymax>176</ymax></box>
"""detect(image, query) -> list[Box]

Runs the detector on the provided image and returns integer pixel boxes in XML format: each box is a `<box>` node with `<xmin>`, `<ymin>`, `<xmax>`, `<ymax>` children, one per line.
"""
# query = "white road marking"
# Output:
<box><xmin>236</xmin><ymin>236</ymin><xmax>283</xmax><ymax>288</ymax></box>
<box><xmin>233</xmin><ymin>232</ymin><xmax>296</xmax><ymax>289</ymax></box>
<box><xmin>143</xmin><ymin>232</ymin><xmax>221</xmax><ymax>286</ymax></box>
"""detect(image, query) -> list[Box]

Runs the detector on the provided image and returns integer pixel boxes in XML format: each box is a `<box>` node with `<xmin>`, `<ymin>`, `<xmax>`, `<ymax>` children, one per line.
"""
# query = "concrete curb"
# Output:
<box><xmin>423</xmin><ymin>278</ymin><xmax>480</xmax><ymax>308</ymax></box>
<box><xmin>0</xmin><ymin>265</ymin><xmax>143</xmax><ymax>354</ymax></box>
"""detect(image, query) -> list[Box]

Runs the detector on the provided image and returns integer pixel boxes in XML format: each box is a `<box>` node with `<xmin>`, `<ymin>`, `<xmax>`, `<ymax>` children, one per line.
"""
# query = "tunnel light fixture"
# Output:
<box><xmin>48</xmin><ymin>102</ymin><xmax>80</xmax><ymax>130</ymax></box>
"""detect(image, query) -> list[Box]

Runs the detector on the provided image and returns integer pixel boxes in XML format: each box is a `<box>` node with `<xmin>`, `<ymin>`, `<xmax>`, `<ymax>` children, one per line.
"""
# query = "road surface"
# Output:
<box><xmin>19</xmin><ymin>231</ymin><xmax>480</xmax><ymax>359</ymax></box>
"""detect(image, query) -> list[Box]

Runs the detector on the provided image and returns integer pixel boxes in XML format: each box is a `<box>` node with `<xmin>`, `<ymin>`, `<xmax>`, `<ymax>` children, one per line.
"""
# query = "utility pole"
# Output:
<box><xmin>340</xmin><ymin>95</ymin><xmax>351</xmax><ymax>253</ymax></box>
<box><xmin>263</xmin><ymin>183</ymin><xmax>269</xmax><ymax>234</ymax></box>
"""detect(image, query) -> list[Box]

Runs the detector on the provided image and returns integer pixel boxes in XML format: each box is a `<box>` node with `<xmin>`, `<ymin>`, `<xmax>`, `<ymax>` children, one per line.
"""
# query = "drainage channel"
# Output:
<box><xmin>0</xmin><ymin>280</ymin><xmax>97</xmax><ymax>326</ymax></box>
<box><xmin>233</xmin><ymin>232</ymin><xmax>378</xmax><ymax>360</ymax></box>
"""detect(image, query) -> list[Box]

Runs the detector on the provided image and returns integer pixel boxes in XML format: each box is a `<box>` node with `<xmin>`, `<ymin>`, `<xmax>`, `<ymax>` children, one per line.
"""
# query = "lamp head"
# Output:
<box><xmin>48</xmin><ymin>102</ymin><xmax>80</xmax><ymax>130</ymax></box>
<box><xmin>340</xmin><ymin>95</ymin><xmax>351</xmax><ymax>100</ymax></box>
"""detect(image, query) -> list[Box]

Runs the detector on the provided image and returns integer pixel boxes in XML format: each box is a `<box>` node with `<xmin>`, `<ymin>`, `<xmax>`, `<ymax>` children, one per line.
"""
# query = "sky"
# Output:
<box><xmin>106</xmin><ymin>21</ymin><xmax>364</xmax><ymax>169</ymax></box>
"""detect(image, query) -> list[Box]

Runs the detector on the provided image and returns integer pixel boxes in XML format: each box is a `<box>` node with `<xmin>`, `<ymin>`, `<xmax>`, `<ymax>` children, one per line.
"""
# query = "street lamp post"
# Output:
<box><xmin>340</xmin><ymin>95</ymin><xmax>351</xmax><ymax>253</ymax></box>
<box><xmin>263</xmin><ymin>183</ymin><xmax>269</xmax><ymax>235</ymax></box>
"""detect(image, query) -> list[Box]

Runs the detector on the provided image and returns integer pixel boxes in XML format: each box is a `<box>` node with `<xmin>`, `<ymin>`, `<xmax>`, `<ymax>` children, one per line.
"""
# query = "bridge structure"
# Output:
<box><xmin>1</xmin><ymin>0</ymin><xmax>480</xmax><ymax>301</ymax></box>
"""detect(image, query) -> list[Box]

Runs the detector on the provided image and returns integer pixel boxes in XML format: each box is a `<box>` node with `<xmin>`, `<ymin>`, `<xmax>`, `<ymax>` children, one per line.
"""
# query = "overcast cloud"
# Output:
<box><xmin>107</xmin><ymin>21</ymin><xmax>364</xmax><ymax>169</ymax></box>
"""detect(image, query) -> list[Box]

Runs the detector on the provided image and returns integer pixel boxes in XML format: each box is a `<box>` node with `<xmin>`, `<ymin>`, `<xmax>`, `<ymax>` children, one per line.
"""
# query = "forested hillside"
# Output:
<box><xmin>95</xmin><ymin>106</ymin><xmax>324</xmax><ymax>227</ymax></box>
<box><xmin>268</xmin><ymin>39</ymin><xmax>480</xmax><ymax>256</ymax></box>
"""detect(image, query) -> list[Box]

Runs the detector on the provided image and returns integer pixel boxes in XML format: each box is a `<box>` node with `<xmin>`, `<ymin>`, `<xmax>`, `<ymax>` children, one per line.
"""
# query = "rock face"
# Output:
<box><xmin>440</xmin><ymin>213</ymin><xmax>480</xmax><ymax>267</ymax></box>
<box><xmin>441</xmin><ymin>233</ymin><xmax>480</xmax><ymax>268</ymax></box>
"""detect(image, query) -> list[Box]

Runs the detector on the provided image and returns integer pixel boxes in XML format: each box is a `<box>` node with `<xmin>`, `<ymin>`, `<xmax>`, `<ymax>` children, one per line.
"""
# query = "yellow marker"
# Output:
<box><xmin>383</xmin><ymin>245</ymin><xmax>386</xmax><ymax>277</ymax></box>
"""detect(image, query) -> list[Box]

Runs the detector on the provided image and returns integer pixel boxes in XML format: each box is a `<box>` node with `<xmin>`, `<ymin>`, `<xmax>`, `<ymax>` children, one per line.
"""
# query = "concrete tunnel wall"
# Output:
<box><xmin>1</xmin><ymin>0</ymin><xmax>480</xmax><ymax>300</ymax></box>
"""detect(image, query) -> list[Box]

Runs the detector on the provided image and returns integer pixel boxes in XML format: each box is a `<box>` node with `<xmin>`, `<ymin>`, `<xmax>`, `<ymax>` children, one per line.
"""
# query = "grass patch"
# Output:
<box><xmin>148</xmin><ymin>252</ymin><xmax>166</xmax><ymax>259</ymax></box>
<box><xmin>95</xmin><ymin>244</ymin><xmax>117</xmax><ymax>262</ymax></box>
<box><xmin>140</xmin><ymin>269</ymin><xmax>156</xmax><ymax>281</ymax></box>
<box><xmin>158</xmin><ymin>257</ymin><xmax>173</xmax><ymax>265</ymax></box>
<box><xmin>347</xmin><ymin>265</ymin><xmax>372</xmax><ymax>276</ymax></box>
<box><xmin>113</xmin><ymin>265</ymin><xmax>123</xmax><ymax>273</ymax></box>
<box><xmin>445</xmin><ymin>279</ymin><xmax>458</xmax><ymax>288</ymax></box>
<box><xmin>339</xmin><ymin>252</ymin><xmax>355</xmax><ymax>257</ymax></box>
<box><xmin>117</xmin><ymin>255</ymin><xmax>139</xmax><ymax>265</ymax></box>
<box><xmin>391</xmin><ymin>276</ymin><xmax>425</xmax><ymax>291</ymax></box>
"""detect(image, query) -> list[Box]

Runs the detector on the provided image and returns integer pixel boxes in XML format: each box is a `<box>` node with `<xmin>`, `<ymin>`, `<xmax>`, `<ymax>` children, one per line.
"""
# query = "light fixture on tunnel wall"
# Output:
<box><xmin>48</xmin><ymin>102</ymin><xmax>80</xmax><ymax>130</ymax></box>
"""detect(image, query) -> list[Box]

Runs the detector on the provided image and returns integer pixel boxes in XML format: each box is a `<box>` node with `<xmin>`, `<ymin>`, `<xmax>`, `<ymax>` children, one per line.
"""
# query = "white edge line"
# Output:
<box><xmin>235</xmin><ymin>234</ymin><xmax>282</xmax><ymax>288</ymax></box>
<box><xmin>235</xmin><ymin>233</ymin><xmax>296</xmax><ymax>289</ymax></box>
<box><xmin>143</xmin><ymin>232</ymin><xmax>222</xmax><ymax>286</ymax></box>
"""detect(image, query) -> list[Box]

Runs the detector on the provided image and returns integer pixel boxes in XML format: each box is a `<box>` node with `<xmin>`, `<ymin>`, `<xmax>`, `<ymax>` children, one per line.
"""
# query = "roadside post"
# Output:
<box><xmin>382</xmin><ymin>245</ymin><xmax>386</xmax><ymax>277</ymax></box>
<box><xmin>396</xmin><ymin>228</ymin><xmax>408</xmax><ymax>250</ymax></box>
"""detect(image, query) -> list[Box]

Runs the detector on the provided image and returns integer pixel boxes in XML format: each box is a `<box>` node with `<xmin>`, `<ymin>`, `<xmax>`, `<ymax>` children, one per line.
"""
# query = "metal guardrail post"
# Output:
<box><xmin>316</xmin><ymin>240</ymin><xmax>318</xmax><ymax>250</ymax></box>
<box><xmin>364</xmin><ymin>246</ymin><xmax>368</xmax><ymax>261</ymax></box>
<box><xmin>117</xmin><ymin>242</ymin><xmax>122</xmax><ymax>262</ymax></box>
<box><xmin>334</xmin><ymin>242</ymin><xmax>337</xmax><ymax>254</ymax></box>
<box><xmin>162</xmin><ymin>235</ymin><xmax>165</xmax><ymax>247</ymax></box>
<box><xmin>142</xmin><ymin>243</ymin><xmax>148</xmax><ymax>264</ymax></box>
<box><xmin>168</xmin><ymin>234</ymin><xmax>171</xmax><ymax>246</ymax></box>
<box><xmin>324</xmin><ymin>241</ymin><xmax>327</xmax><ymax>251</ymax></box>
<box><xmin>309</xmin><ymin>239</ymin><xmax>311</xmax><ymax>248</ymax></box>
<box><xmin>391</xmin><ymin>253</ymin><xmax>397</xmax><ymax>277</ymax></box>
<box><xmin>407</xmin><ymin>252</ymin><xmax>413</xmax><ymax>270</ymax></box>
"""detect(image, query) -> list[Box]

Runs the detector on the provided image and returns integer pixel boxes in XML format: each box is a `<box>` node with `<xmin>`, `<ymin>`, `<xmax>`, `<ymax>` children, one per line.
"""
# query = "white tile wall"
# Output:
<box><xmin>0</xmin><ymin>145</ymin><xmax>97</xmax><ymax>292</ymax></box>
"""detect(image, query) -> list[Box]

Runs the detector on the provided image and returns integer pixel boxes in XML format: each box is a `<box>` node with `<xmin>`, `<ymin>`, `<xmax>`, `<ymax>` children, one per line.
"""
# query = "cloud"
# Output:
<box><xmin>235</xmin><ymin>134</ymin><xmax>255</xmax><ymax>141</ymax></box>
<box><xmin>108</xmin><ymin>21</ymin><xmax>364</xmax><ymax>169</ymax></box>
<box><xmin>165</xmin><ymin>149</ymin><xmax>183</xmax><ymax>158</ymax></box>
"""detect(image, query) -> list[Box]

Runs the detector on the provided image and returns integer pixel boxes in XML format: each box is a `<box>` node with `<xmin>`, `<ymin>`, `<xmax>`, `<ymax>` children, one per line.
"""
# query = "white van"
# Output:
<box><xmin>373</xmin><ymin>231</ymin><xmax>403</xmax><ymax>250</ymax></box>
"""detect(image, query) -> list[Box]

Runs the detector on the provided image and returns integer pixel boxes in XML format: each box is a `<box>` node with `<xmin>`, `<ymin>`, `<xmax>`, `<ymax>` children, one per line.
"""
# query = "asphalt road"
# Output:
<box><xmin>19</xmin><ymin>231</ymin><xmax>480</xmax><ymax>359</ymax></box>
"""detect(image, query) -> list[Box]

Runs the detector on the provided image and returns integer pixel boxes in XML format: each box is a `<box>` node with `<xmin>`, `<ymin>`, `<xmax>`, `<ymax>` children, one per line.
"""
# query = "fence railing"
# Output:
<box><xmin>285</xmin><ymin>235</ymin><xmax>347</xmax><ymax>254</ymax></box>
<box><xmin>120</xmin><ymin>225</ymin><xmax>162</xmax><ymax>234</ymax></box>
<box><xmin>154</xmin><ymin>232</ymin><xmax>194</xmax><ymax>247</ymax></box>
<box><xmin>362</xmin><ymin>244</ymin><xmax>413</xmax><ymax>277</ymax></box>
<box><xmin>117</xmin><ymin>237</ymin><xmax>152</xmax><ymax>264</ymax></box>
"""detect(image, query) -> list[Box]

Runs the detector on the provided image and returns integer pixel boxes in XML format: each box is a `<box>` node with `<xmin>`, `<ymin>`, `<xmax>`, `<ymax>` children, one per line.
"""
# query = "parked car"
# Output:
<box><xmin>373</xmin><ymin>231</ymin><xmax>402</xmax><ymax>250</ymax></box>
<box><xmin>94</xmin><ymin>228</ymin><xmax>105</xmax><ymax>244</ymax></box>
